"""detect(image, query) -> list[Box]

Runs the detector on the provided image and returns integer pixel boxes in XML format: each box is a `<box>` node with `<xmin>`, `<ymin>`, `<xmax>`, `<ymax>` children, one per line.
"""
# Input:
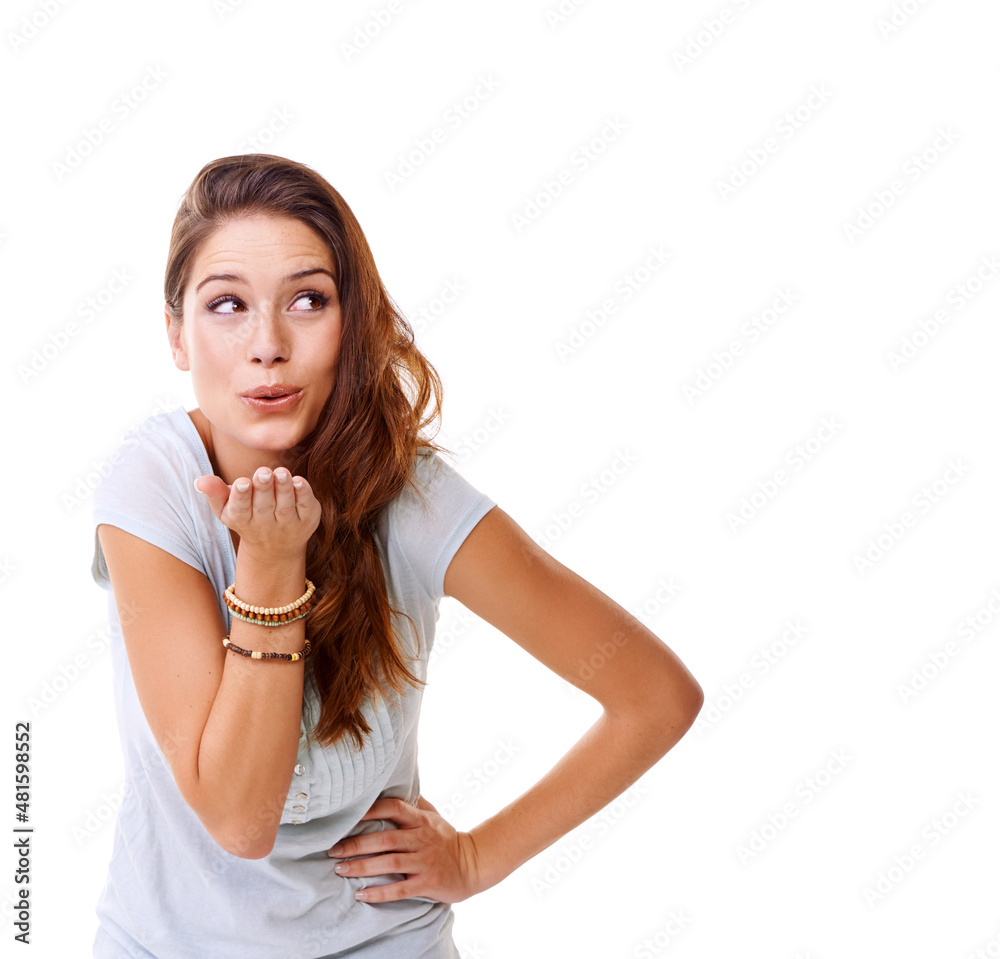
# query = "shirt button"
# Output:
<box><xmin>295</xmin><ymin>792</ymin><xmax>308</xmax><ymax>800</ymax></box>
<box><xmin>294</xmin><ymin>763</ymin><xmax>305</xmax><ymax>776</ymax></box>
<box><xmin>290</xmin><ymin>819</ymin><xmax>302</xmax><ymax>825</ymax></box>
<box><xmin>293</xmin><ymin>804</ymin><xmax>306</xmax><ymax>812</ymax></box>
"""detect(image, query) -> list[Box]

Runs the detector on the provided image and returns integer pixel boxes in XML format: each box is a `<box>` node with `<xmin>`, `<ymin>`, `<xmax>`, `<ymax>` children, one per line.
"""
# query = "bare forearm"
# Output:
<box><xmin>195</xmin><ymin>548</ymin><xmax>308</xmax><ymax>857</ymax></box>
<box><xmin>468</xmin><ymin>702</ymin><xmax>700</xmax><ymax>889</ymax></box>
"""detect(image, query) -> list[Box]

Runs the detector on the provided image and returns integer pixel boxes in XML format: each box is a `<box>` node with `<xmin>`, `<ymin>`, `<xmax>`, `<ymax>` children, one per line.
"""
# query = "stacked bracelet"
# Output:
<box><xmin>223</xmin><ymin>636</ymin><xmax>312</xmax><ymax>662</ymax></box>
<box><xmin>221</xmin><ymin>578</ymin><xmax>318</xmax><ymax>663</ymax></box>
<box><xmin>224</xmin><ymin>578</ymin><xmax>316</xmax><ymax>626</ymax></box>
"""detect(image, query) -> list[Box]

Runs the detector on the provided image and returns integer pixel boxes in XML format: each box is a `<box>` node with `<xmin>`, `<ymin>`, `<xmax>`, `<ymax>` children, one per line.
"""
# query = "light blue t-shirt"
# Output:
<box><xmin>89</xmin><ymin>407</ymin><xmax>496</xmax><ymax>958</ymax></box>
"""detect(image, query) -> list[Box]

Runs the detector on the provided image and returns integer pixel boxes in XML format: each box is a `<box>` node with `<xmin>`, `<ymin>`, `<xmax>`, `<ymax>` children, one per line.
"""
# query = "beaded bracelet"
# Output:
<box><xmin>222</xmin><ymin>635</ymin><xmax>312</xmax><ymax>662</ymax></box>
<box><xmin>225</xmin><ymin>599</ymin><xmax>315</xmax><ymax>627</ymax></box>
<box><xmin>225</xmin><ymin>578</ymin><xmax>315</xmax><ymax>613</ymax></box>
<box><xmin>224</xmin><ymin>578</ymin><xmax>317</xmax><ymax>626</ymax></box>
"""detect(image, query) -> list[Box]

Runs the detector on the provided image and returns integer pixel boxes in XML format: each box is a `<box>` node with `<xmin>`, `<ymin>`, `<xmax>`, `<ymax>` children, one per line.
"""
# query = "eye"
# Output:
<box><xmin>206</xmin><ymin>295</ymin><xmax>246</xmax><ymax>314</ymax></box>
<box><xmin>292</xmin><ymin>292</ymin><xmax>330</xmax><ymax>311</ymax></box>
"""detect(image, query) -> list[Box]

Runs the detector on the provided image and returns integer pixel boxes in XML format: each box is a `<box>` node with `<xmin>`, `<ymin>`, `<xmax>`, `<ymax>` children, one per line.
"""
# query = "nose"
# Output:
<box><xmin>244</xmin><ymin>309</ymin><xmax>290</xmax><ymax>365</ymax></box>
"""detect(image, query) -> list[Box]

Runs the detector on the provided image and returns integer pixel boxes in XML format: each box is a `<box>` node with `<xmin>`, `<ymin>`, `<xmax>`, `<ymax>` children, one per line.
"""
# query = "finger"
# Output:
<box><xmin>358</xmin><ymin>797</ymin><xmax>419</xmax><ymax>827</ymax></box>
<box><xmin>251</xmin><ymin>466</ymin><xmax>275</xmax><ymax>516</ymax></box>
<box><xmin>328</xmin><ymin>828</ymin><xmax>415</xmax><ymax>860</ymax></box>
<box><xmin>193</xmin><ymin>475</ymin><xmax>230</xmax><ymax>516</ymax></box>
<box><xmin>353</xmin><ymin>877</ymin><xmax>426</xmax><ymax>903</ymax></box>
<box><xmin>291</xmin><ymin>473</ymin><xmax>312</xmax><ymax>505</ymax></box>
<box><xmin>227</xmin><ymin>476</ymin><xmax>253</xmax><ymax>524</ymax></box>
<box><xmin>272</xmin><ymin>467</ymin><xmax>297</xmax><ymax>521</ymax></box>
<box><xmin>334</xmin><ymin>850</ymin><xmax>415</xmax><ymax>879</ymax></box>
<box><xmin>415</xmin><ymin>795</ymin><xmax>437</xmax><ymax>814</ymax></box>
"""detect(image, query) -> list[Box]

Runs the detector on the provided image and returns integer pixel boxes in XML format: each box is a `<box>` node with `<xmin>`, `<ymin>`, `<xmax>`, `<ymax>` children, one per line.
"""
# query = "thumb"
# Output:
<box><xmin>415</xmin><ymin>794</ymin><xmax>438</xmax><ymax>814</ymax></box>
<box><xmin>193</xmin><ymin>475</ymin><xmax>231</xmax><ymax>516</ymax></box>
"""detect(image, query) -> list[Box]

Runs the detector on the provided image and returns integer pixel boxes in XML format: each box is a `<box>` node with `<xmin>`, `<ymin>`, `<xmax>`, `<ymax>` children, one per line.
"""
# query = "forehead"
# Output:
<box><xmin>192</xmin><ymin>214</ymin><xmax>333</xmax><ymax>273</ymax></box>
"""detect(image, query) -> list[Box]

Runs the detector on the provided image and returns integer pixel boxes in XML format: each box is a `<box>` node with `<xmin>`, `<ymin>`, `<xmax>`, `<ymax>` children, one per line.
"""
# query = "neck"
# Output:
<box><xmin>186</xmin><ymin>407</ymin><xmax>304</xmax><ymax>487</ymax></box>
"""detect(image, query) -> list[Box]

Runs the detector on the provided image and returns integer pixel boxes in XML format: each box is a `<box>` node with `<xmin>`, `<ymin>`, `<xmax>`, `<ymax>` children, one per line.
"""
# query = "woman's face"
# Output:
<box><xmin>166</xmin><ymin>214</ymin><xmax>342</xmax><ymax>476</ymax></box>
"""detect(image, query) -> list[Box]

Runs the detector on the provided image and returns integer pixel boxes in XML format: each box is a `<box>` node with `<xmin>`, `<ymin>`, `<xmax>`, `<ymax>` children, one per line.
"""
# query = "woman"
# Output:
<box><xmin>90</xmin><ymin>153</ymin><xmax>704</xmax><ymax>957</ymax></box>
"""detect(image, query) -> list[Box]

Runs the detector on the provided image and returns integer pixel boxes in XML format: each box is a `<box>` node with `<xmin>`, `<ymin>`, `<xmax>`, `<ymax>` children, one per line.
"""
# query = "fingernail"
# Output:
<box><xmin>292</xmin><ymin>477</ymin><xmax>303</xmax><ymax>488</ymax></box>
<box><xmin>193</xmin><ymin>478</ymin><xmax>204</xmax><ymax>493</ymax></box>
<box><xmin>334</xmin><ymin>863</ymin><xmax>347</xmax><ymax>874</ymax></box>
<box><xmin>327</xmin><ymin>844</ymin><xmax>343</xmax><ymax>857</ymax></box>
<box><xmin>236</xmin><ymin>480</ymin><xmax>250</xmax><ymax>492</ymax></box>
<box><xmin>276</xmin><ymin>469</ymin><xmax>289</xmax><ymax>483</ymax></box>
<box><xmin>354</xmin><ymin>891</ymin><xmax>368</xmax><ymax>901</ymax></box>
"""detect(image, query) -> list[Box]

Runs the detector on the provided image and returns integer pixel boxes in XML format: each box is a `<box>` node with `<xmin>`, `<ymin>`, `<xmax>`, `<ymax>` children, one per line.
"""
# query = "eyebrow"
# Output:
<box><xmin>194</xmin><ymin>268</ymin><xmax>336</xmax><ymax>294</ymax></box>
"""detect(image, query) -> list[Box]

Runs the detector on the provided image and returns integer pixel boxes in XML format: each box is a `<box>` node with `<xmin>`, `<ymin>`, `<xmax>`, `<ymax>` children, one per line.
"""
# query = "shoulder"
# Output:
<box><xmin>90</xmin><ymin>408</ymin><xmax>210</xmax><ymax>589</ymax></box>
<box><xmin>95</xmin><ymin>408</ymin><xmax>201</xmax><ymax>503</ymax></box>
<box><xmin>394</xmin><ymin>446</ymin><xmax>489</xmax><ymax>525</ymax></box>
<box><xmin>382</xmin><ymin>446</ymin><xmax>497</xmax><ymax>600</ymax></box>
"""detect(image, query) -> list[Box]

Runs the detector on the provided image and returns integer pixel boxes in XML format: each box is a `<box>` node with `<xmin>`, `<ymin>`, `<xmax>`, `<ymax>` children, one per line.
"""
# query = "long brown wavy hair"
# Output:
<box><xmin>164</xmin><ymin>153</ymin><xmax>453</xmax><ymax>751</ymax></box>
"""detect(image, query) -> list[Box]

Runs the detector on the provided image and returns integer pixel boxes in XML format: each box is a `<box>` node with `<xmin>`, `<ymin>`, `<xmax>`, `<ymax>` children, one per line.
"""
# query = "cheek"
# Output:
<box><xmin>188</xmin><ymin>332</ymin><xmax>232</xmax><ymax>371</ymax></box>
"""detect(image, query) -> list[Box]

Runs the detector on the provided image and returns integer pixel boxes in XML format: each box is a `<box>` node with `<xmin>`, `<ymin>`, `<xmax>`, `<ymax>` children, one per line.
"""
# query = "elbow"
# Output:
<box><xmin>221</xmin><ymin>836</ymin><xmax>276</xmax><ymax>861</ymax></box>
<box><xmin>650</xmin><ymin>679</ymin><xmax>704</xmax><ymax>740</ymax></box>
<box><xmin>671</xmin><ymin>679</ymin><xmax>705</xmax><ymax>731</ymax></box>
<box><xmin>608</xmin><ymin>678</ymin><xmax>704</xmax><ymax>741</ymax></box>
<box><xmin>684</xmin><ymin>680</ymin><xmax>705</xmax><ymax>722</ymax></box>
<box><xmin>181</xmin><ymin>787</ymin><xmax>280</xmax><ymax>860</ymax></box>
<box><xmin>209</xmin><ymin>820</ymin><xmax>278</xmax><ymax>860</ymax></box>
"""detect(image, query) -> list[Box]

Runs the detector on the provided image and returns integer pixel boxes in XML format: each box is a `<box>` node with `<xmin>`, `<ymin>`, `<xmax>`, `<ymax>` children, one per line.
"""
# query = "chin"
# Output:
<box><xmin>245</xmin><ymin>413</ymin><xmax>318</xmax><ymax>447</ymax></box>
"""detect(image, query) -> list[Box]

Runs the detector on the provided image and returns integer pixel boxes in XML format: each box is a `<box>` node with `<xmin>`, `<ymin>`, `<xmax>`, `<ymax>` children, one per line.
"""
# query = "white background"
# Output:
<box><xmin>3</xmin><ymin>0</ymin><xmax>1000</xmax><ymax>956</ymax></box>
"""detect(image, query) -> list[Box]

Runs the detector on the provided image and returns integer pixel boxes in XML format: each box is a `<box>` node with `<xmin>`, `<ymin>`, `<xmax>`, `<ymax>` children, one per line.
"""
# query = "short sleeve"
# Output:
<box><xmin>90</xmin><ymin>424</ymin><xmax>205</xmax><ymax>592</ymax></box>
<box><xmin>390</xmin><ymin>449</ymin><xmax>496</xmax><ymax>600</ymax></box>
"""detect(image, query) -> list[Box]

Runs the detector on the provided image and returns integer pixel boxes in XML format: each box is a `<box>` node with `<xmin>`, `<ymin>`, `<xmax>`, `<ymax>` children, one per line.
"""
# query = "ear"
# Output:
<box><xmin>165</xmin><ymin>303</ymin><xmax>190</xmax><ymax>372</ymax></box>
